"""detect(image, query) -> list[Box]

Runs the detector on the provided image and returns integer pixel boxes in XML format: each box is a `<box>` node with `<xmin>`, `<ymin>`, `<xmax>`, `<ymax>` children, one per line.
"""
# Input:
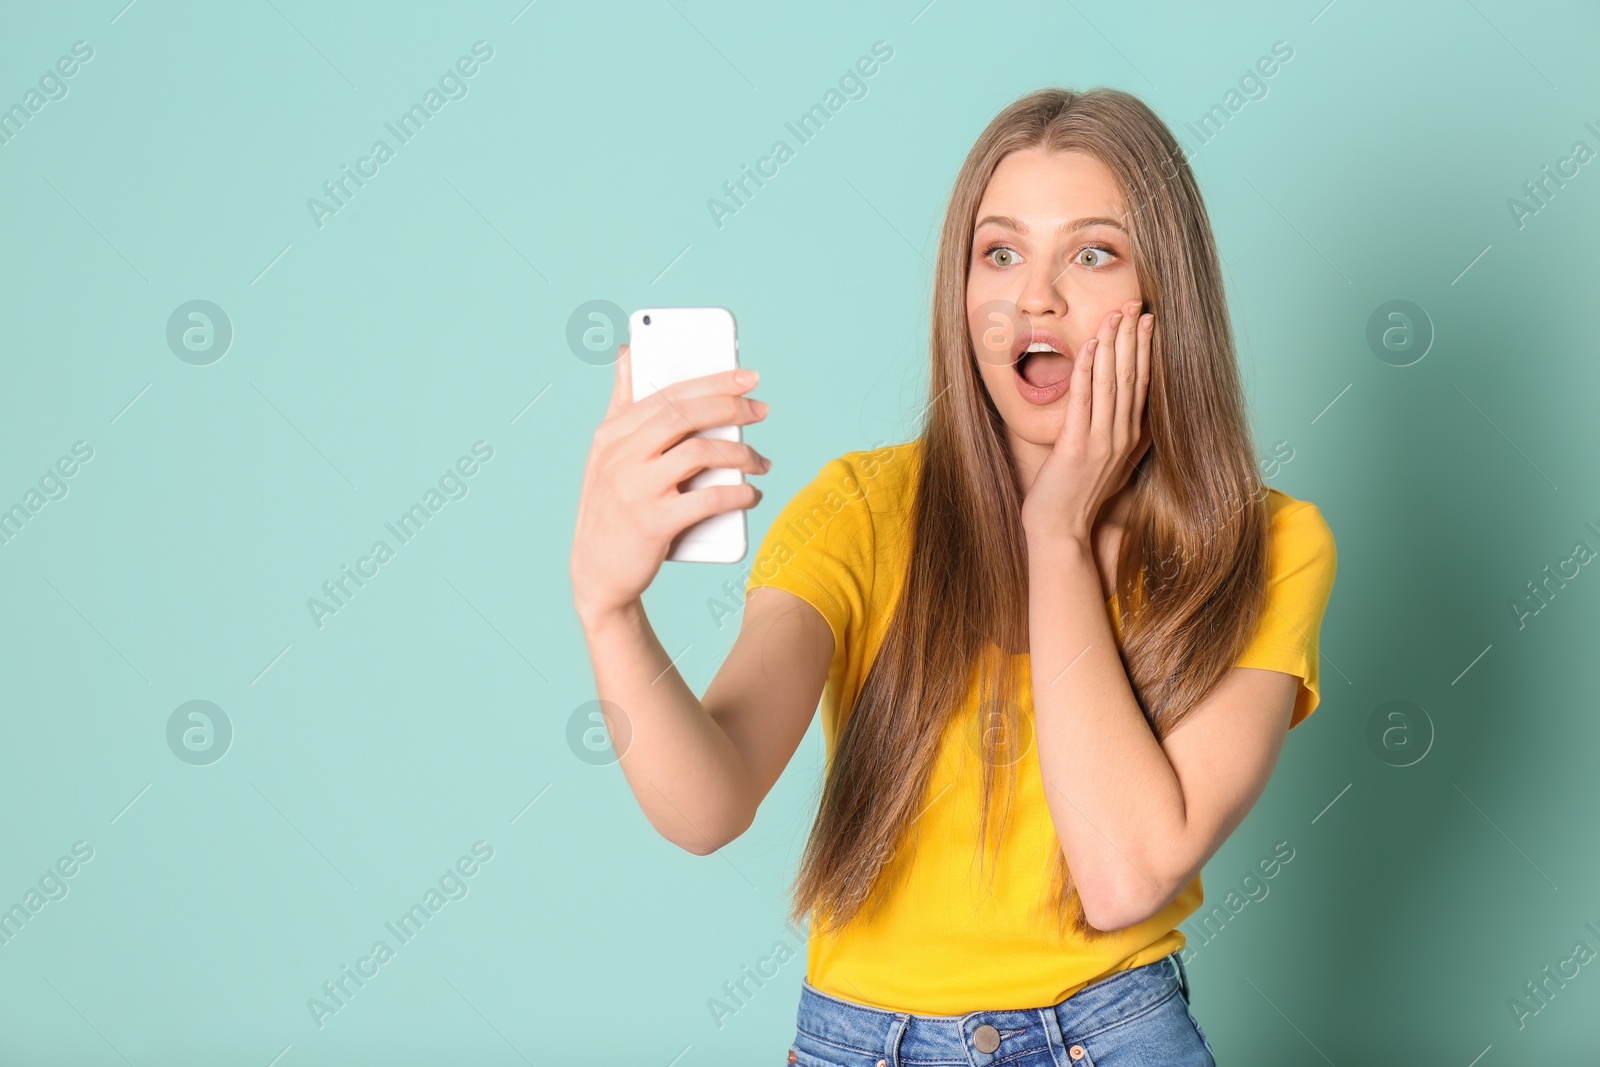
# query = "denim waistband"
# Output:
<box><xmin>796</xmin><ymin>952</ymin><xmax>1190</xmax><ymax>1063</ymax></box>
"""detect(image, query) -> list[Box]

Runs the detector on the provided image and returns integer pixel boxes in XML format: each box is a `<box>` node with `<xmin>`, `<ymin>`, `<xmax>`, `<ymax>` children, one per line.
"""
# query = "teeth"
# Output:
<box><xmin>1024</xmin><ymin>342</ymin><xmax>1061</xmax><ymax>354</ymax></box>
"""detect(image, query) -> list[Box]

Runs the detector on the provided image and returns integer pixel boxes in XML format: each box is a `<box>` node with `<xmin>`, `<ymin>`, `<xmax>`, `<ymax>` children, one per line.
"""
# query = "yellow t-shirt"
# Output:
<box><xmin>745</xmin><ymin>439</ymin><xmax>1337</xmax><ymax>1014</ymax></box>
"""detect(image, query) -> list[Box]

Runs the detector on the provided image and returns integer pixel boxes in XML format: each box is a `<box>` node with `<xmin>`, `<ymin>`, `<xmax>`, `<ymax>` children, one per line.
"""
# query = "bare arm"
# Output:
<box><xmin>1027</xmin><ymin>533</ymin><xmax>1297</xmax><ymax>931</ymax></box>
<box><xmin>572</xmin><ymin>343</ymin><xmax>831</xmax><ymax>854</ymax></box>
<box><xmin>578</xmin><ymin>587</ymin><xmax>830</xmax><ymax>854</ymax></box>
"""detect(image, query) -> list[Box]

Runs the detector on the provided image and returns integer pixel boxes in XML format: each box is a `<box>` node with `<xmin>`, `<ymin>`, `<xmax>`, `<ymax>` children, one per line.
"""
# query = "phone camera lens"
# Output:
<box><xmin>642</xmin><ymin>314</ymin><xmax>651</xmax><ymax>325</ymax></box>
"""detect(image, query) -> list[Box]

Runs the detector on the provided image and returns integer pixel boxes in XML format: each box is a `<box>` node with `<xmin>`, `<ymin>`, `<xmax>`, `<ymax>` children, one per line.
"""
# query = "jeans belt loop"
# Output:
<box><xmin>1170</xmin><ymin>952</ymin><xmax>1191</xmax><ymax>1000</ymax></box>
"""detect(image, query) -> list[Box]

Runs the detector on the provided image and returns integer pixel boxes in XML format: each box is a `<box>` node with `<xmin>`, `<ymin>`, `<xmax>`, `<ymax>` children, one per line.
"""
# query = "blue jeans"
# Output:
<box><xmin>790</xmin><ymin>952</ymin><xmax>1215</xmax><ymax>1066</ymax></box>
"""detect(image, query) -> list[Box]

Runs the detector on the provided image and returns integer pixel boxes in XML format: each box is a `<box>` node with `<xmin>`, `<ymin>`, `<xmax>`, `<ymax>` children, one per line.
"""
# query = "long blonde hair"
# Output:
<box><xmin>787</xmin><ymin>87</ymin><xmax>1270</xmax><ymax>940</ymax></box>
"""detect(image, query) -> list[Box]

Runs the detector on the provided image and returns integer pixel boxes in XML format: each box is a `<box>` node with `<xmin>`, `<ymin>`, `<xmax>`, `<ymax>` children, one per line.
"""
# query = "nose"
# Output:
<box><xmin>1014</xmin><ymin>260</ymin><xmax>1066</xmax><ymax>319</ymax></box>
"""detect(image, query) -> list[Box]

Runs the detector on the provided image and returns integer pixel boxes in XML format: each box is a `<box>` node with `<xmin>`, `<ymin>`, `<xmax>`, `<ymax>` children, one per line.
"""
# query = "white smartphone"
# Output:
<box><xmin>628</xmin><ymin>306</ymin><xmax>748</xmax><ymax>564</ymax></box>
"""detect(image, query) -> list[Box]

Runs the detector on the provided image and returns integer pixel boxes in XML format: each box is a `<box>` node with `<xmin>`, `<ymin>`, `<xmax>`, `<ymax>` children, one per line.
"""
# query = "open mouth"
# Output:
<box><xmin>1014</xmin><ymin>342</ymin><xmax>1073</xmax><ymax>390</ymax></box>
<box><xmin>1011</xmin><ymin>337</ymin><xmax>1074</xmax><ymax>405</ymax></box>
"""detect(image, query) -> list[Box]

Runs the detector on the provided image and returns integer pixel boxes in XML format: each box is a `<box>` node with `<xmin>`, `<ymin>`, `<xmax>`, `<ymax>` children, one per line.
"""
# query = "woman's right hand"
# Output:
<box><xmin>570</xmin><ymin>343</ymin><xmax>771</xmax><ymax>630</ymax></box>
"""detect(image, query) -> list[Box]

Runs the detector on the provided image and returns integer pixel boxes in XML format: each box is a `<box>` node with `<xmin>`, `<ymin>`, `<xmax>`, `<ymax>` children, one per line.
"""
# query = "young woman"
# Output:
<box><xmin>571</xmin><ymin>87</ymin><xmax>1336</xmax><ymax>1065</ymax></box>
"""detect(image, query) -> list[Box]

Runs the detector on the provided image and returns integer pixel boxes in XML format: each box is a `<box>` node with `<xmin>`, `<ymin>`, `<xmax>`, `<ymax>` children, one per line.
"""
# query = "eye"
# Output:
<box><xmin>1076</xmin><ymin>244</ymin><xmax>1117</xmax><ymax>269</ymax></box>
<box><xmin>981</xmin><ymin>244</ymin><xmax>1018</xmax><ymax>267</ymax></box>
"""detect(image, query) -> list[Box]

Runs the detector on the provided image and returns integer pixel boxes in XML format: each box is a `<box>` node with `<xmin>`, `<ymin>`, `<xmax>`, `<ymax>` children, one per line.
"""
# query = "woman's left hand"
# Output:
<box><xmin>1019</xmin><ymin>299</ymin><xmax>1153</xmax><ymax>544</ymax></box>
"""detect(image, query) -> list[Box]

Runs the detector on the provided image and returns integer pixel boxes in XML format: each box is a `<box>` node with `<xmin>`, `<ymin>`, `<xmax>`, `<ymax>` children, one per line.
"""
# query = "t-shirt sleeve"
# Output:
<box><xmin>1234</xmin><ymin>500</ymin><xmax>1338</xmax><ymax>730</ymax></box>
<box><xmin>744</xmin><ymin>455</ymin><xmax>876</xmax><ymax>675</ymax></box>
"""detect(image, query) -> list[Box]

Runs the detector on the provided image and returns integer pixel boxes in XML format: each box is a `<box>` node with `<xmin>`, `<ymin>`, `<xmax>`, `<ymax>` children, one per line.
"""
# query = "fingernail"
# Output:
<box><xmin>736</xmin><ymin>369</ymin><xmax>758</xmax><ymax>385</ymax></box>
<box><xmin>753</xmin><ymin>399</ymin><xmax>769</xmax><ymax>416</ymax></box>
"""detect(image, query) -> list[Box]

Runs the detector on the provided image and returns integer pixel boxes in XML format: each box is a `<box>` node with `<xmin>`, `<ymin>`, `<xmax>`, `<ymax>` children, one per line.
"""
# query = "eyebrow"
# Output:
<box><xmin>974</xmin><ymin>214</ymin><xmax>1127</xmax><ymax>235</ymax></box>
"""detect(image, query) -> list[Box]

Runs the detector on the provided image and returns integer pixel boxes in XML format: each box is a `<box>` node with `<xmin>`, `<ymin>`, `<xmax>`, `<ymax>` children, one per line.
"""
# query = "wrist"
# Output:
<box><xmin>1023</xmin><ymin>520</ymin><xmax>1093</xmax><ymax>555</ymax></box>
<box><xmin>576</xmin><ymin>595</ymin><xmax>646</xmax><ymax>640</ymax></box>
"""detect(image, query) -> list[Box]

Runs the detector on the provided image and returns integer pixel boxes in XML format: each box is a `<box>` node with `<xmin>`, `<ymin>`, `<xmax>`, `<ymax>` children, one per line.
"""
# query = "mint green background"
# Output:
<box><xmin>2</xmin><ymin>0</ymin><xmax>1599</xmax><ymax>1062</ymax></box>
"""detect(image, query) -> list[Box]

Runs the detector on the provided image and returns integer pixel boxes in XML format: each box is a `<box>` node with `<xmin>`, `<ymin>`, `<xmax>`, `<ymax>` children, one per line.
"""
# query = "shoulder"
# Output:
<box><xmin>1238</xmin><ymin>489</ymin><xmax>1337</xmax><ymax>727</ymax></box>
<box><xmin>749</xmin><ymin>440</ymin><xmax>918</xmax><ymax>574</ymax></box>
<box><xmin>830</xmin><ymin>440</ymin><xmax>920</xmax><ymax>494</ymax></box>
<box><xmin>1263</xmin><ymin>487</ymin><xmax>1335</xmax><ymax>552</ymax></box>
<box><xmin>1259</xmin><ymin>487</ymin><xmax>1337</xmax><ymax>591</ymax></box>
<box><xmin>786</xmin><ymin>440</ymin><xmax>920</xmax><ymax>517</ymax></box>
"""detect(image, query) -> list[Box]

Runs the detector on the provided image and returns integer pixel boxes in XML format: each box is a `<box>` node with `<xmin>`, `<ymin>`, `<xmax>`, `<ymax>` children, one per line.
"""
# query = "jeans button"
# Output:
<box><xmin>1069</xmin><ymin>1045</ymin><xmax>1086</xmax><ymax>1060</ymax></box>
<box><xmin>973</xmin><ymin>1024</ymin><xmax>1001</xmax><ymax>1053</ymax></box>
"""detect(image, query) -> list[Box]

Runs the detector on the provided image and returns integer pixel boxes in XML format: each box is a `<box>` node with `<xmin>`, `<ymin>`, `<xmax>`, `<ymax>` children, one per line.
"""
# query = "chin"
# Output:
<box><xmin>998</xmin><ymin>406</ymin><xmax>1065</xmax><ymax>448</ymax></box>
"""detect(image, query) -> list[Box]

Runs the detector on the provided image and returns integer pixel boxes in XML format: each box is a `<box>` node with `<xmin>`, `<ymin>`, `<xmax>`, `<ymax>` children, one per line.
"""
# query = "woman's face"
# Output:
<box><xmin>965</xmin><ymin>146</ymin><xmax>1144</xmax><ymax>449</ymax></box>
